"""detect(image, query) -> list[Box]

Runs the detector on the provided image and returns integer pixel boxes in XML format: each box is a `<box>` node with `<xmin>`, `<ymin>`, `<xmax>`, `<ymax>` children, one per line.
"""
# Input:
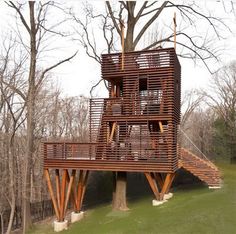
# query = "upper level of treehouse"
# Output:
<box><xmin>100</xmin><ymin>47</ymin><xmax>181</xmax><ymax>123</ymax></box>
<box><xmin>43</xmin><ymin>47</ymin><xmax>181</xmax><ymax>173</ymax></box>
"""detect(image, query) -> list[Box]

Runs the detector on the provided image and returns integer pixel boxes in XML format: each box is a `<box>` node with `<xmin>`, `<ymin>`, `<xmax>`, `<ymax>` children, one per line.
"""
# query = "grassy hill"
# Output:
<box><xmin>29</xmin><ymin>163</ymin><xmax>236</xmax><ymax>234</ymax></box>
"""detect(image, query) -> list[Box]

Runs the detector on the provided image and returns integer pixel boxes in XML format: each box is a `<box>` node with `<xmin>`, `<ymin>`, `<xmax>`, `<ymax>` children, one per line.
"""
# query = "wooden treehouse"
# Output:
<box><xmin>43</xmin><ymin>48</ymin><xmax>221</xmax><ymax>228</ymax></box>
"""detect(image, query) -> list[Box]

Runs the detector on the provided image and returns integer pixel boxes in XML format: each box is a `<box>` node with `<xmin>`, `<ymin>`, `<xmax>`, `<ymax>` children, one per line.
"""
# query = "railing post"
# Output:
<box><xmin>63</xmin><ymin>143</ymin><xmax>66</xmax><ymax>160</ymax></box>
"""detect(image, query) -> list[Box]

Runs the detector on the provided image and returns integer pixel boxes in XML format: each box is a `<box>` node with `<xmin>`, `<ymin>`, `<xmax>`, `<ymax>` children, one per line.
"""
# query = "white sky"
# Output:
<box><xmin>0</xmin><ymin>1</ymin><xmax>236</xmax><ymax>98</ymax></box>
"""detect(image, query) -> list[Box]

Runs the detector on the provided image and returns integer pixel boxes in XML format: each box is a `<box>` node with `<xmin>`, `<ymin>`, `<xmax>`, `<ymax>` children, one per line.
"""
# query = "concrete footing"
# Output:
<box><xmin>164</xmin><ymin>192</ymin><xmax>173</xmax><ymax>200</ymax></box>
<box><xmin>53</xmin><ymin>220</ymin><xmax>68</xmax><ymax>232</ymax></box>
<box><xmin>152</xmin><ymin>199</ymin><xmax>168</xmax><ymax>206</ymax></box>
<box><xmin>209</xmin><ymin>186</ymin><xmax>221</xmax><ymax>189</ymax></box>
<box><xmin>71</xmin><ymin>211</ymin><xmax>84</xmax><ymax>223</ymax></box>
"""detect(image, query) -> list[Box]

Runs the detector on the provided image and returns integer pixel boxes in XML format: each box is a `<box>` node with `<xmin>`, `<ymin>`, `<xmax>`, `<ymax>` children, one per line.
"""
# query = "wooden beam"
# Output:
<box><xmin>64</xmin><ymin>169</ymin><xmax>76</xmax><ymax>217</ymax></box>
<box><xmin>77</xmin><ymin>170</ymin><xmax>85</xmax><ymax>212</ymax></box>
<box><xmin>160</xmin><ymin>173</ymin><xmax>175</xmax><ymax>200</ymax></box>
<box><xmin>81</xmin><ymin>170</ymin><xmax>89</xmax><ymax>205</ymax></box>
<box><xmin>44</xmin><ymin>169</ymin><xmax>60</xmax><ymax>220</ymax></box>
<box><xmin>109</xmin><ymin>122</ymin><xmax>117</xmax><ymax>142</ymax></box>
<box><xmin>145</xmin><ymin>172</ymin><xmax>160</xmax><ymax>200</ymax></box>
<box><xmin>55</xmin><ymin>169</ymin><xmax>61</xmax><ymax>212</ymax></box>
<box><xmin>154</xmin><ymin>173</ymin><xmax>164</xmax><ymax>189</ymax></box>
<box><xmin>65</xmin><ymin>169</ymin><xmax>70</xmax><ymax>183</ymax></box>
<box><xmin>158</xmin><ymin>121</ymin><xmax>164</xmax><ymax>133</ymax></box>
<box><xmin>59</xmin><ymin>169</ymin><xmax>67</xmax><ymax>221</ymax></box>
<box><xmin>72</xmin><ymin>175</ymin><xmax>79</xmax><ymax>212</ymax></box>
<box><xmin>166</xmin><ymin>173</ymin><xmax>176</xmax><ymax>194</ymax></box>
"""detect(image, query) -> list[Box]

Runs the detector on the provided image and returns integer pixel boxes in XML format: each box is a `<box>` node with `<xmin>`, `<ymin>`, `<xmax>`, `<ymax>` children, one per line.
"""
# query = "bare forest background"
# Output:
<box><xmin>0</xmin><ymin>1</ymin><xmax>236</xmax><ymax>233</ymax></box>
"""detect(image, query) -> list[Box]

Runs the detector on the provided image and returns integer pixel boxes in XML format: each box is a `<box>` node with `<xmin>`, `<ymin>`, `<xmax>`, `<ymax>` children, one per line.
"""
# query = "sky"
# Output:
<box><xmin>0</xmin><ymin>0</ymin><xmax>236</xmax><ymax>98</ymax></box>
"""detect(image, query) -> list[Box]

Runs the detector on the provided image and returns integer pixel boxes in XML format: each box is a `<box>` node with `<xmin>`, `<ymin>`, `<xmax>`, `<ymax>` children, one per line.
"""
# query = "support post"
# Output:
<box><xmin>55</xmin><ymin>169</ymin><xmax>61</xmax><ymax>211</ymax></box>
<box><xmin>64</xmin><ymin>170</ymin><xmax>76</xmax><ymax>217</ymax></box>
<box><xmin>145</xmin><ymin>172</ymin><xmax>160</xmax><ymax>200</ymax></box>
<box><xmin>59</xmin><ymin>169</ymin><xmax>67</xmax><ymax>221</ymax></box>
<box><xmin>44</xmin><ymin>169</ymin><xmax>60</xmax><ymax>220</ymax></box>
<box><xmin>154</xmin><ymin>173</ymin><xmax>164</xmax><ymax>189</ymax></box>
<box><xmin>81</xmin><ymin>171</ymin><xmax>89</xmax><ymax>205</ymax></box>
<box><xmin>160</xmin><ymin>173</ymin><xmax>175</xmax><ymax>200</ymax></box>
<box><xmin>77</xmin><ymin>170</ymin><xmax>84</xmax><ymax>212</ymax></box>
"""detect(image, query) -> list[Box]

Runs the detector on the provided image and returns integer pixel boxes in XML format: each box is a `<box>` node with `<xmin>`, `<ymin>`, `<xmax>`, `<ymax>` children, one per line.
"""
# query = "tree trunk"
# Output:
<box><xmin>6</xmin><ymin>144</ymin><xmax>16</xmax><ymax>234</ymax></box>
<box><xmin>22</xmin><ymin>2</ymin><xmax>36</xmax><ymax>232</ymax></box>
<box><xmin>112</xmin><ymin>11</ymin><xmax>136</xmax><ymax>210</ymax></box>
<box><xmin>112</xmin><ymin>172</ymin><xmax>128</xmax><ymax>210</ymax></box>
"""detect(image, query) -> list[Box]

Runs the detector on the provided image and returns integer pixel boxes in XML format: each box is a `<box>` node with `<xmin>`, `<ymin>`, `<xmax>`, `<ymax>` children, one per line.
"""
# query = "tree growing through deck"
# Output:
<box><xmin>72</xmin><ymin>0</ymin><xmax>231</xmax><ymax>211</ymax></box>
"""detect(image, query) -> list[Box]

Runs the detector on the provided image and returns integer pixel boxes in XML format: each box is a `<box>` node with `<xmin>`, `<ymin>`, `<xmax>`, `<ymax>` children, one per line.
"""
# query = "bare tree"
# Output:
<box><xmin>5</xmin><ymin>1</ymin><xmax>77</xmax><ymax>232</ymax></box>
<box><xmin>0</xmin><ymin>36</ymin><xmax>27</xmax><ymax>233</ymax></box>
<box><xmin>205</xmin><ymin>61</ymin><xmax>236</xmax><ymax>160</ymax></box>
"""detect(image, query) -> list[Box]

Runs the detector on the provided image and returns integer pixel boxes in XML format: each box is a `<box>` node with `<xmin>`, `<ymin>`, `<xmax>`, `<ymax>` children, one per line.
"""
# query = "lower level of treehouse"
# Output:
<box><xmin>43</xmin><ymin>142</ymin><xmax>178</xmax><ymax>173</ymax></box>
<box><xmin>43</xmin><ymin>142</ymin><xmax>221</xmax><ymax>227</ymax></box>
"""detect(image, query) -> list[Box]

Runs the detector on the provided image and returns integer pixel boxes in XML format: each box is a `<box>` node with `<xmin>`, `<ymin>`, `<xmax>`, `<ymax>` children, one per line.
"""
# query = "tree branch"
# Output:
<box><xmin>133</xmin><ymin>1</ymin><xmax>168</xmax><ymax>48</ymax></box>
<box><xmin>106</xmin><ymin>1</ymin><xmax>122</xmax><ymax>37</ymax></box>
<box><xmin>6</xmin><ymin>1</ymin><xmax>31</xmax><ymax>34</ymax></box>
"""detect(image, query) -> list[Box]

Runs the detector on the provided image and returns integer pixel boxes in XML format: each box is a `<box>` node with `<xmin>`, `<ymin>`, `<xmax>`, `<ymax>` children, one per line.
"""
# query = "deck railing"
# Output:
<box><xmin>43</xmin><ymin>140</ymin><xmax>176</xmax><ymax>163</ymax></box>
<box><xmin>43</xmin><ymin>142</ymin><xmax>99</xmax><ymax>160</ymax></box>
<box><xmin>101</xmin><ymin>48</ymin><xmax>179</xmax><ymax>77</ymax></box>
<box><xmin>90</xmin><ymin>97</ymin><xmax>176</xmax><ymax>117</ymax></box>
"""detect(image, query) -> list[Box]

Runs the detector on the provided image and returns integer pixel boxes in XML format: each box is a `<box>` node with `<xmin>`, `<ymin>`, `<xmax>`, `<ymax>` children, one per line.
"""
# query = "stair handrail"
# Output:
<box><xmin>179</xmin><ymin>128</ymin><xmax>216</xmax><ymax>167</ymax></box>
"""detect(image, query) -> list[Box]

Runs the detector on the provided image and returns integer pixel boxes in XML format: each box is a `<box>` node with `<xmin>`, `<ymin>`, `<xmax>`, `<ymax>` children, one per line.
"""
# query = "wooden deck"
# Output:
<box><xmin>43</xmin><ymin>142</ymin><xmax>221</xmax><ymax>187</ymax></box>
<box><xmin>43</xmin><ymin>142</ymin><xmax>178</xmax><ymax>173</ymax></box>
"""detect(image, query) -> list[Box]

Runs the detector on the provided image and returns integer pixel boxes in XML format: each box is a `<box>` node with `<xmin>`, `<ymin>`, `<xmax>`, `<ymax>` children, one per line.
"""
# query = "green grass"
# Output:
<box><xmin>29</xmin><ymin>163</ymin><xmax>236</xmax><ymax>234</ymax></box>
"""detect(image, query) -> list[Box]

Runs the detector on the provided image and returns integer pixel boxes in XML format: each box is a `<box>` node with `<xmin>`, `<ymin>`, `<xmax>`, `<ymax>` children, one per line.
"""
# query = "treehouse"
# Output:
<box><xmin>43</xmin><ymin>47</ymin><xmax>221</xmax><ymax>231</ymax></box>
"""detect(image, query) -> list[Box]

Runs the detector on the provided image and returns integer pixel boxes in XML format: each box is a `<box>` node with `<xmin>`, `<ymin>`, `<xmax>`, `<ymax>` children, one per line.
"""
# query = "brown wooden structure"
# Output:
<box><xmin>43</xmin><ymin>48</ymin><xmax>221</xmax><ymax>222</ymax></box>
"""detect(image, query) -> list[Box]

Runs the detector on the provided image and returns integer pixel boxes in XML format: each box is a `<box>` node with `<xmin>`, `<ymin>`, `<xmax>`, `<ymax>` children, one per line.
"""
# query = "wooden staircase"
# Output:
<box><xmin>180</xmin><ymin>148</ymin><xmax>221</xmax><ymax>188</ymax></box>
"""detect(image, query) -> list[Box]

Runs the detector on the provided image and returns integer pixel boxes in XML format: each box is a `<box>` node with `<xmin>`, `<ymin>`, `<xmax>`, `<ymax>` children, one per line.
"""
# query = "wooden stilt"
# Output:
<box><xmin>165</xmin><ymin>173</ymin><xmax>176</xmax><ymax>194</ymax></box>
<box><xmin>44</xmin><ymin>169</ymin><xmax>60</xmax><ymax>220</ymax></box>
<box><xmin>145</xmin><ymin>172</ymin><xmax>160</xmax><ymax>200</ymax></box>
<box><xmin>55</xmin><ymin>169</ymin><xmax>61</xmax><ymax>212</ymax></box>
<box><xmin>160</xmin><ymin>173</ymin><xmax>175</xmax><ymax>200</ymax></box>
<box><xmin>72</xmin><ymin>175</ymin><xmax>79</xmax><ymax>212</ymax></box>
<box><xmin>81</xmin><ymin>171</ymin><xmax>89</xmax><ymax>205</ymax></box>
<box><xmin>59</xmin><ymin>169</ymin><xmax>67</xmax><ymax>221</ymax></box>
<box><xmin>65</xmin><ymin>169</ymin><xmax>70</xmax><ymax>183</ymax></box>
<box><xmin>64</xmin><ymin>170</ymin><xmax>76</xmax><ymax>217</ymax></box>
<box><xmin>77</xmin><ymin>170</ymin><xmax>85</xmax><ymax>211</ymax></box>
<box><xmin>154</xmin><ymin>173</ymin><xmax>164</xmax><ymax>189</ymax></box>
